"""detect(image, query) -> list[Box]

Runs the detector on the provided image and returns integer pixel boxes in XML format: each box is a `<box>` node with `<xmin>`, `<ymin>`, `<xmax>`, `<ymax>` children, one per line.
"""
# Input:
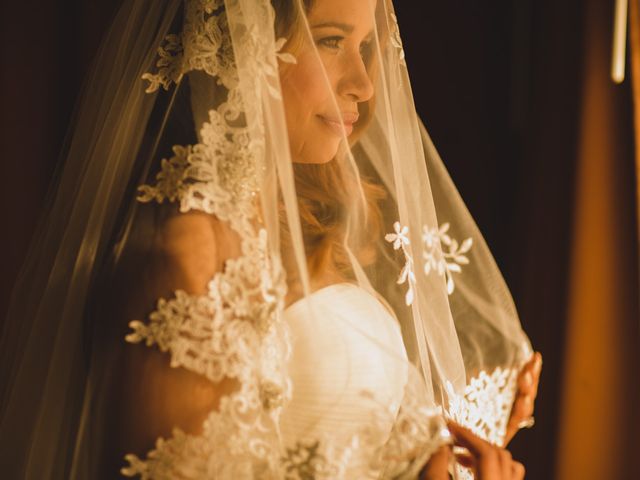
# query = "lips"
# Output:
<box><xmin>318</xmin><ymin>111</ymin><xmax>359</xmax><ymax>137</ymax></box>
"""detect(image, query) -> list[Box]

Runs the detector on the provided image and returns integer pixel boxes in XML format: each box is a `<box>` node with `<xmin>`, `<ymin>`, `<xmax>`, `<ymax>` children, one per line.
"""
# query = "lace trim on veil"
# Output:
<box><xmin>122</xmin><ymin>1</ymin><xmax>290</xmax><ymax>477</ymax></box>
<box><xmin>119</xmin><ymin>1</ymin><xmax>517</xmax><ymax>478</ymax></box>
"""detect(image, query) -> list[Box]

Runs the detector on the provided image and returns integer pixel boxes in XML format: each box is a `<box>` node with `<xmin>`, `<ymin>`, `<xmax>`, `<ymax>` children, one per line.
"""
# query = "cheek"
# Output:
<box><xmin>279</xmin><ymin>52</ymin><xmax>341</xmax><ymax>163</ymax></box>
<box><xmin>281</xmin><ymin>52</ymin><xmax>330</xmax><ymax>121</ymax></box>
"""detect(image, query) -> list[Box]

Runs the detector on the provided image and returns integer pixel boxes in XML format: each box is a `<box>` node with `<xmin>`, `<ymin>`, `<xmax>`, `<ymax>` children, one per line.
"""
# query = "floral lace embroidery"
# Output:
<box><xmin>123</xmin><ymin>1</ymin><xmax>478</xmax><ymax>477</ymax></box>
<box><xmin>280</xmin><ymin>381</ymin><xmax>449</xmax><ymax>480</ymax></box>
<box><xmin>123</xmin><ymin>1</ymin><xmax>292</xmax><ymax>477</ymax></box>
<box><xmin>389</xmin><ymin>13</ymin><xmax>406</xmax><ymax>67</ymax></box>
<box><xmin>423</xmin><ymin>223</ymin><xmax>473</xmax><ymax>293</ymax></box>
<box><xmin>375</xmin><ymin>374</ymin><xmax>451</xmax><ymax>480</ymax></box>
<box><xmin>446</xmin><ymin>367</ymin><xmax>519</xmax><ymax>480</ymax></box>
<box><xmin>125</xmin><ymin>227</ymin><xmax>287</xmax><ymax>385</ymax></box>
<box><xmin>446</xmin><ymin>367</ymin><xmax>518</xmax><ymax>446</ymax></box>
<box><xmin>142</xmin><ymin>0</ymin><xmax>294</xmax><ymax>94</ymax></box>
<box><xmin>385</xmin><ymin>221</ymin><xmax>473</xmax><ymax>304</ymax></box>
<box><xmin>142</xmin><ymin>0</ymin><xmax>236</xmax><ymax>92</ymax></box>
<box><xmin>125</xmin><ymin>147</ymin><xmax>289</xmax><ymax>477</ymax></box>
<box><xmin>281</xmin><ymin>441</ymin><xmax>337</xmax><ymax>480</ymax></box>
<box><xmin>384</xmin><ymin>222</ymin><xmax>415</xmax><ymax>305</ymax></box>
<box><xmin>121</xmin><ymin>384</ymin><xmax>285</xmax><ymax>479</ymax></box>
<box><xmin>136</xmin><ymin>93</ymin><xmax>263</xmax><ymax>215</ymax></box>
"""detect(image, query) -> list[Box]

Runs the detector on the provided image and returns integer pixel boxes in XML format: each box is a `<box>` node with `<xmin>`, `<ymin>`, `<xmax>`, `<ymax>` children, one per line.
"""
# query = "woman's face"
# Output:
<box><xmin>280</xmin><ymin>0</ymin><xmax>376</xmax><ymax>164</ymax></box>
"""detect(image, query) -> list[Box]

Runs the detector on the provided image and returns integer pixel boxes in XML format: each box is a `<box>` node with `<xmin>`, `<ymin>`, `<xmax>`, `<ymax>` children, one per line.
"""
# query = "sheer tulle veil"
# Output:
<box><xmin>0</xmin><ymin>0</ymin><xmax>532</xmax><ymax>478</ymax></box>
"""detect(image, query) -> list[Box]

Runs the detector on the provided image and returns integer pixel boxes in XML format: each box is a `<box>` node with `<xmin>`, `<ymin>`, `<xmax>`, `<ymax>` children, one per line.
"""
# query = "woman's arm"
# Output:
<box><xmin>98</xmin><ymin>211</ymin><xmax>240</xmax><ymax>472</ymax></box>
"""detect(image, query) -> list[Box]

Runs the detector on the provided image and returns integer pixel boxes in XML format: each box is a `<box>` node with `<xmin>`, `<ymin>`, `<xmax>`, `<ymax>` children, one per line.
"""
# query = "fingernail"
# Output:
<box><xmin>523</xmin><ymin>395</ymin><xmax>532</xmax><ymax>407</ymax></box>
<box><xmin>534</xmin><ymin>355</ymin><xmax>542</xmax><ymax>374</ymax></box>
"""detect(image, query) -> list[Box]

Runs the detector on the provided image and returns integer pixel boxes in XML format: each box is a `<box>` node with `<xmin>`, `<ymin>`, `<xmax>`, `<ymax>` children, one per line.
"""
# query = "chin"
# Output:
<box><xmin>311</xmin><ymin>149</ymin><xmax>339</xmax><ymax>164</ymax></box>
<box><xmin>294</xmin><ymin>154</ymin><xmax>336</xmax><ymax>165</ymax></box>
<box><xmin>317</xmin><ymin>148</ymin><xmax>340</xmax><ymax>164</ymax></box>
<box><xmin>294</xmin><ymin>140</ymin><xmax>340</xmax><ymax>164</ymax></box>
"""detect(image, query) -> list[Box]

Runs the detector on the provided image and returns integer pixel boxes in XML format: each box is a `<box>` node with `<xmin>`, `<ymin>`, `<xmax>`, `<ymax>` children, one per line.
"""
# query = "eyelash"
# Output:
<box><xmin>317</xmin><ymin>36</ymin><xmax>344</xmax><ymax>50</ymax></box>
<box><xmin>317</xmin><ymin>36</ymin><xmax>373</xmax><ymax>59</ymax></box>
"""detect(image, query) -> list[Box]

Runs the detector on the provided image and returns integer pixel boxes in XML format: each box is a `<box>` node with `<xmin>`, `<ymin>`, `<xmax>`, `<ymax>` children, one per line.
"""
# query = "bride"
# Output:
<box><xmin>0</xmin><ymin>0</ymin><xmax>540</xmax><ymax>478</ymax></box>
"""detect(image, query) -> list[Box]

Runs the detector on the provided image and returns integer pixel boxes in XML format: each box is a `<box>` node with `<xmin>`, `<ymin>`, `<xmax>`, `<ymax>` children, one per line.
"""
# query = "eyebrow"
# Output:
<box><xmin>310</xmin><ymin>22</ymin><xmax>355</xmax><ymax>33</ymax></box>
<box><xmin>310</xmin><ymin>22</ymin><xmax>375</xmax><ymax>41</ymax></box>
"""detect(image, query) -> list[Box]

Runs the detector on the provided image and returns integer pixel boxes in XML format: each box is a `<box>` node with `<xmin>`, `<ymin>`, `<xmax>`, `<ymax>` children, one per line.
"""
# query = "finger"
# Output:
<box><xmin>531</xmin><ymin>352</ymin><xmax>543</xmax><ymax>394</ymax></box>
<box><xmin>520</xmin><ymin>354</ymin><xmax>536</xmax><ymax>371</ymax></box>
<box><xmin>526</xmin><ymin>352</ymin><xmax>542</xmax><ymax>389</ymax></box>
<box><xmin>514</xmin><ymin>393</ymin><xmax>534</xmax><ymax>419</ymax></box>
<box><xmin>533</xmin><ymin>352</ymin><xmax>543</xmax><ymax>375</ymax></box>
<box><xmin>512</xmin><ymin>460</ymin><xmax>526</xmax><ymax>480</ymax></box>
<box><xmin>420</xmin><ymin>446</ymin><xmax>452</xmax><ymax>480</ymax></box>
<box><xmin>453</xmin><ymin>453</ymin><xmax>475</xmax><ymax>469</ymax></box>
<box><xmin>518</xmin><ymin>368</ymin><xmax>536</xmax><ymax>395</ymax></box>
<box><xmin>504</xmin><ymin>396</ymin><xmax>534</xmax><ymax>445</ymax></box>
<box><xmin>521</xmin><ymin>352</ymin><xmax>542</xmax><ymax>375</ymax></box>
<box><xmin>505</xmin><ymin>390</ymin><xmax>530</xmax><ymax>444</ymax></box>
<box><xmin>476</xmin><ymin>446</ymin><xmax>501</xmax><ymax>478</ymax></box>
<box><xmin>513</xmin><ymin>394</ymin><xmax>535</xmax><ymax>426</ymax></box>
<box><xmin>503</xmin><ymin>424</ymin><xmax>517</xmax><ymax>446</ymax></box>
<box><xmin>499</xmin><ymin>448</ymin><xmax>513</xmax><ymax>478</ymax></box>
<box><xmin>446</xmin><ymin>421</ymin><xmax>492</xmax><ymax>456</ymax></box>
<box><xmin>515</xmin><ymin>354</ymin><xmax>542</xmax><ymax>407</ymax></box>
<box><xmin>517</xmin><ymin>356</ymin><xmax>541</xmax><ymax>396</ymax></box>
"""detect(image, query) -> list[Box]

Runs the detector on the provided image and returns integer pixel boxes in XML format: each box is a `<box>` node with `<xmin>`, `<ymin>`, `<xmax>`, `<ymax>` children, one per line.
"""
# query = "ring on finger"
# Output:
<box><xmin>517</xmin><ymin>416</ymin><xmax>535</xmax><ymax>429</ymax></box>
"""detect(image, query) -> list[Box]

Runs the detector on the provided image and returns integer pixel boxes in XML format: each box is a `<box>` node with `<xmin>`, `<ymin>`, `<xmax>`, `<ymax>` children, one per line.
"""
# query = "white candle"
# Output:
<box><xmin>611</xmin><ymin>0</ymin><xmax>629</xmax><ymax>83</ymax></box>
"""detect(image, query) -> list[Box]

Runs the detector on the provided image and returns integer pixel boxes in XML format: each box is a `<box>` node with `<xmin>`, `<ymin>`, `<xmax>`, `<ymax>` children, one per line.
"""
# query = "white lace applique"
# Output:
<box><xmin>375</xmin><ymin>374</ymin><xmax>451</xmax><ymax>480</ymax></box>
<box><xmin>142</xmin><ymin>0</ymin><xmax>237</xmax><ymax>93</ymax></box>
<box><xmin>125</xmin><ymin>188</ymin><xmax>289</xmax><ymax>478</ymax></box>
<box><xmin>385</xmin><ymin>222</ymin><xmax>416</xmax><ymax>305</ymax></box>
<box><xmin>446</xmin><ymin>367</ymin><xmax>519</xmax><ymax>480</ymax></box>
<box><xmin>125</xmin><ymin>226</ymin><xmax>286</xmax><ymax>383</ymax></box>
<box><xmin>281</xmin><ymin>435</ymin><xmax>365</xmax><ymax>480</ymax></box>
<box><xmin>281</xmin><ymin>440</ymin><xmax>338</xmax><ymax>479</ymax></box>
<box><xmin>274</xmin><ymin>37</ymin><xmax>297</xmax><ymax>65</ymax></box>
<box><xmin>123</xmin><ymin>2</ymin><xmax>293</xmax><ymax>477</ymax></box>
<box><xmin>142</xmin><ymin>0</ymin><xmax>293</xmax><ymax>98</ymax></box>
<box><xmin>125</xmin><ymin>1</ymin><xmax>462</xmax><ymax>477</ymax></box>
<box><xmin>446</xmin><ymin>367</ymin><xmax>518</xmax><ymax>446</ymax></box>
<box><xmin>121</xmin><ymin>383</ymin><xmax>287</xmax><ymax>479</ymax></box>
<box><xmin>279</xmin><ymin>379</ymin><xmax>450</xmax><ymax>480</ymax></box>
<box><xmin>385</xmin><ymin>221</ymin><xmax>473</xmax><ymax>304</ymax></box>
<box><xmin>389</xmin><ymin>13</ymin><xmax>406</xmax><ymax>67</ymax></box>
<box><xmin>422</xmin><ymin>223</ymin><xmax>473</xmax><ymax>295</ymax></box>
<box><xmin>136</xmin><ymin>103</ymin><xmax>263</xmax><ymax>220</ymax></box>
<box><xmin>280</xmin><ymin>386</ymin><xmax>437</xmax><ymax>480</ymax></box>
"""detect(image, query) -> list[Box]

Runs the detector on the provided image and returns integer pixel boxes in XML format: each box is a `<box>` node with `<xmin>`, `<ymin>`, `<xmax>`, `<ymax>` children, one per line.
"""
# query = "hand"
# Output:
<box><xmin>503</xmin><ymin>351</ymin><xmax>542</xmax><ymax>445</ymax></box>
<box><xmin>448</xmin><ymin>421</ymin><xmax>525</xmax><ymax>480</ymax></box>
<box><xmin>419</xmin><ymin>446</ymin><xmax>452</xmax><ymax>480</ymax></box>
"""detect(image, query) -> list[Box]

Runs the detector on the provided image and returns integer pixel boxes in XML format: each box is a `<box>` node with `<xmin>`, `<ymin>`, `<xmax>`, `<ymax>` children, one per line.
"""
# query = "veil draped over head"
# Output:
<box><xmin>0</xmin><ymin>0</ymin><xmax>532</xmax><ymax>478</ymax></box>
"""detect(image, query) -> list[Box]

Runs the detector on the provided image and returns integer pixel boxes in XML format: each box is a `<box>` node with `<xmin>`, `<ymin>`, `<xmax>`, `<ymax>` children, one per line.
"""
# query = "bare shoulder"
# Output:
<box><xmin>99</xmin><ymin>211</ymin><xmax>243</xmax><ymax>461</ymax></box>
<box><xmin>154</xmin><ymin>211</ymin><xmax>241</xmax><ymax>294</ymax></box>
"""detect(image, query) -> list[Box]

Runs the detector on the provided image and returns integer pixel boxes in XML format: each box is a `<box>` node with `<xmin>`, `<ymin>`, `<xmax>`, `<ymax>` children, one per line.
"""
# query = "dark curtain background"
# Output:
<box><xmin>1</xmin><ymin>1</ymin><xmax>638</xmax><ymax>479</ymax></box>
<box><xmin>395</xmin><ymin>2</ymin><xmax>582</xmax><ymax>478</ymax></box>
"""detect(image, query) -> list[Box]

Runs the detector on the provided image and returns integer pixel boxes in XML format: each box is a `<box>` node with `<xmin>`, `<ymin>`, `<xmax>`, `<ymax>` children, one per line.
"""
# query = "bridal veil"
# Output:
<box><xmin>0</xmin><ymin>0</ymin><xmax>532</xmax><ymax>478</ymax></box>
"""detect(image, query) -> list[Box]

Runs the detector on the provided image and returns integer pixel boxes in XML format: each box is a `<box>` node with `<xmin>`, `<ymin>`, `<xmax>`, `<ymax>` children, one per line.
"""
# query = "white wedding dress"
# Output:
<box><xmin>281</xmin><ymin>283</ymin><xmax>410</xmax><ymax>477</ymax></box>
<box><xmin>122</xmin><ymin>274</ymin><xmax>444</xmax><ymax>479</ymax></box>
<box><xmin>0</xmin><ymin>2</ymin><xmax>533</xmax><ymax>479</ymax></box>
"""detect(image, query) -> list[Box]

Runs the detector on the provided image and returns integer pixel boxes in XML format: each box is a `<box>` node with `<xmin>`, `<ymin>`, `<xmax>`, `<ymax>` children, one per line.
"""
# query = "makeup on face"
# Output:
<box><xmin>279</xmin><ymin>0</ymin><xmax>376</xmax><ymax>164</ymax></box>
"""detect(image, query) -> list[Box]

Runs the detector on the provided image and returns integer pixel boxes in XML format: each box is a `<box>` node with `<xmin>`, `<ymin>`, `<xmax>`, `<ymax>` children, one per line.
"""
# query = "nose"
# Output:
<box><xmin>337</xmin><ymin>53</ymin><xmax>374</xmax><ymax>103</ymax></box>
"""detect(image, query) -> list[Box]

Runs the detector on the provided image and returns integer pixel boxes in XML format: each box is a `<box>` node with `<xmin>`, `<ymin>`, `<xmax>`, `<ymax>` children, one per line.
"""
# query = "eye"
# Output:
<box><xmin>317</xmin><ymin>36</ymin><xmax>344</xmax><ymax>50</ymax></box>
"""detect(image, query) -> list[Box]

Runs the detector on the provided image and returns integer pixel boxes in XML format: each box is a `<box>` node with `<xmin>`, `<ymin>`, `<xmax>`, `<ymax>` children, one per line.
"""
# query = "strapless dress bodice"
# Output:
<box><xmin>280</xmin><ymin>283</ymin><xmax>409</xmax><ymax>477</ymax></box>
